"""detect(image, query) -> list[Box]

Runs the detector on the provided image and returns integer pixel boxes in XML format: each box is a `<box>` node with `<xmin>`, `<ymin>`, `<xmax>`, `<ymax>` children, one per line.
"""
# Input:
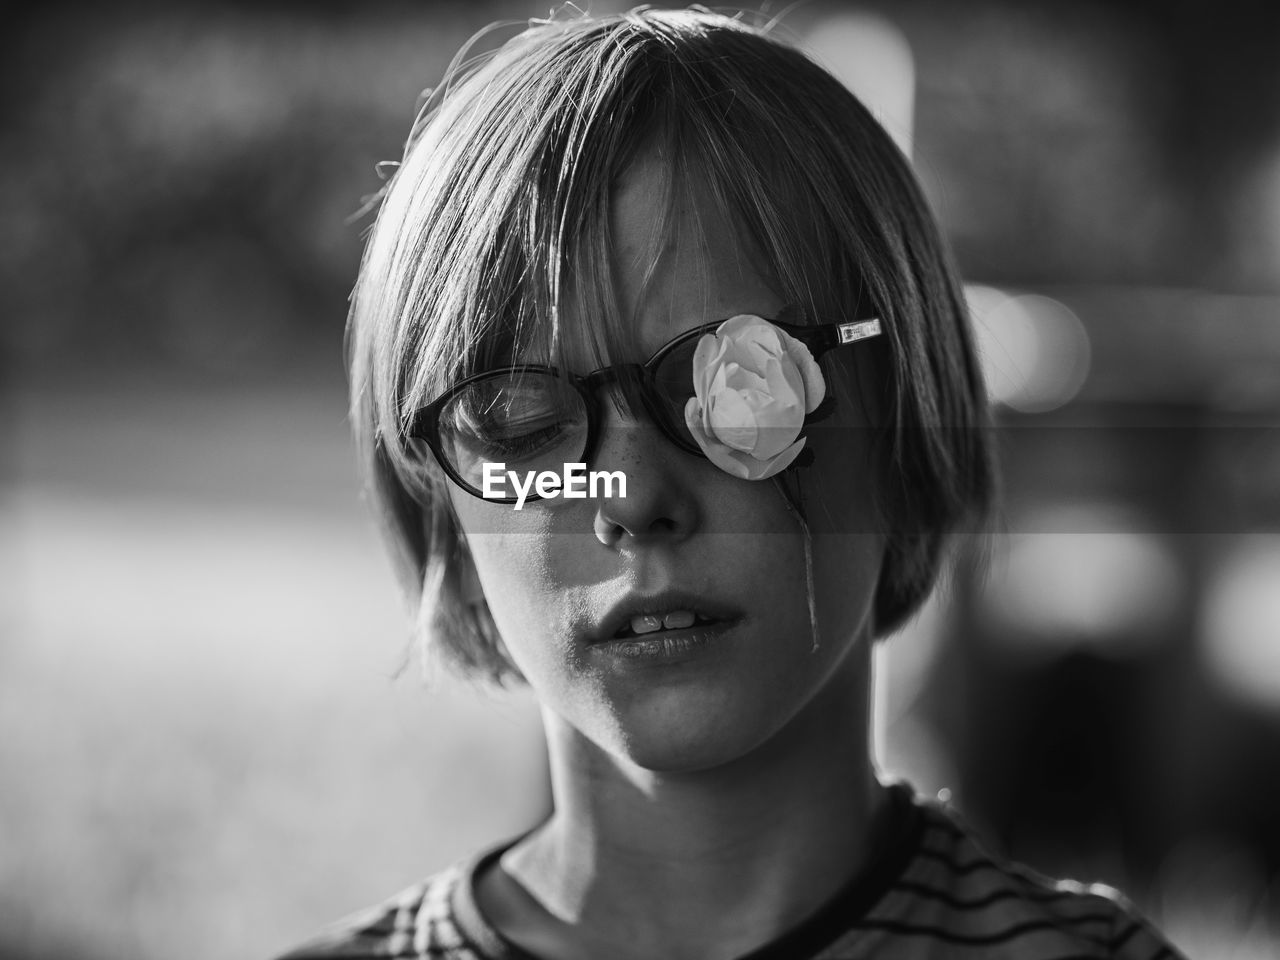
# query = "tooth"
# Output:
<box><xmin>662</xmin><ymin>610</ymin><xmax>695</xmax><ymax>629</ymax></box>
<box><xmin>630</xmin><ymin>614</ymin><xmax>663</xmax><ymax>635</ymax></box>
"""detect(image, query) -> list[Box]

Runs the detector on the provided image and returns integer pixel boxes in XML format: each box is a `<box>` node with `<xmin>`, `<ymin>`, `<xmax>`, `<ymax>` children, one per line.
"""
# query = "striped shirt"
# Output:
<box><xmin>275</xmin><ymin>784</ymin><xmax>1184</xmax><ymax>959</ymax></box>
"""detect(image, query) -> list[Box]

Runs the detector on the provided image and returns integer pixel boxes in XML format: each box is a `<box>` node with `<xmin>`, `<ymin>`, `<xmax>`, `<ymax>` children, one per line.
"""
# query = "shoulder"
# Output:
<box><xmin>271</xmin><ymin>863</ymin><xmax>484</xmax><ymax>960</ymax></box>
<box><xmin>826</xmin><ymin>789</ymin><xmax>1187</xmax><ymax>959</ymax></box>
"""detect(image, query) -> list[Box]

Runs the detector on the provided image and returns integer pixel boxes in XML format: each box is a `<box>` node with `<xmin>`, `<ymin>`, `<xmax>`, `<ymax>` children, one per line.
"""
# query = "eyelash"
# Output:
<box><xmin>475</xmin><ymin>421</ymin><xmax>570</xmax><ymax>457</ymax></box>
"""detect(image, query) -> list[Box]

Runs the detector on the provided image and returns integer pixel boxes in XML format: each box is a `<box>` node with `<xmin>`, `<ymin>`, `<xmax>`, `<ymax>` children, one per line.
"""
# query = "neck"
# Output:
<box><xmin>501</xmin><ymin>648</ymin><xmax>887</xmax><ymax>960</ymax></box>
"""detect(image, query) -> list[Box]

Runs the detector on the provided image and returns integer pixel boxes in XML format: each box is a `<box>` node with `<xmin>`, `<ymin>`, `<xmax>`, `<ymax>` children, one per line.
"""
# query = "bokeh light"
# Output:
<box><xmin>804</xmin><ymin>11</ymin><xmax>916</xmax><ymax>158</ymax></box>
<box><xmin>1201</xmin><ymin>536</ymin><xmax>1280</xmax><ymax>711</ymax></box>
<box><xmin>967</xmin><ymin>285</ymin><xmax>1093</xmax><ymax>413</ymax></box>
<box><xmin>978</xmin><ymin>511</ymin><xmax>1182</xmax><ymax>657</ymax></box>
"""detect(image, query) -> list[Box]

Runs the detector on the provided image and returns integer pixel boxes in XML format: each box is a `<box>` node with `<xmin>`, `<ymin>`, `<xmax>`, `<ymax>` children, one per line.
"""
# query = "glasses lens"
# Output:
<box><xmin>438</xmin><ymin>372</ymin><xmax>589</xmax><ymax>494</ymax></box>
<box><xmin>650</xmin><ymin>337</ymin><xmax>702</xmax><ymax>451</ymax></box>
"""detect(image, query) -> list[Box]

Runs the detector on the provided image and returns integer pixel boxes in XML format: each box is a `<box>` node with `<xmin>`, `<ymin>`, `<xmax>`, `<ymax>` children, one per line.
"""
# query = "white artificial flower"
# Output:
<box><xmin>683</xmin><ymin>314</ymin><xmax>826</xmax><ymax>480</ymax></box>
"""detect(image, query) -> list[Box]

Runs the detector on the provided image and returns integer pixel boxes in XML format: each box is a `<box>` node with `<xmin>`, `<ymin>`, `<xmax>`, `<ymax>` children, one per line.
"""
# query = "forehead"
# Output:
<box><xmin>598</xmin><ymin>151</ymin><xmax>785</xmax><ymax>361</ymax></box>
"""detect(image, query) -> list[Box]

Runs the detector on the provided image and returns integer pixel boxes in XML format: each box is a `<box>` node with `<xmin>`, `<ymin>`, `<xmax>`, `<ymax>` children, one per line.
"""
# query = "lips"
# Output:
<box><xmin>616</xmin><ymin>610</ymin><xmax>719</xmax><ymax>638</ymax></box>
<box><xmin>593</xmin><ymin>592</ymin><xmax>740</xmax><ymax>643</ymax></box>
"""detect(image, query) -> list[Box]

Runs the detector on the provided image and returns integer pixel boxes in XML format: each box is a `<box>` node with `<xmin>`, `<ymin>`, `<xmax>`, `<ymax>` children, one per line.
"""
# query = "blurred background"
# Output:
<box><xmin>5</xmin><ymin>1</ymin><xmax>1279</xmax><ymax>957</ymax></box>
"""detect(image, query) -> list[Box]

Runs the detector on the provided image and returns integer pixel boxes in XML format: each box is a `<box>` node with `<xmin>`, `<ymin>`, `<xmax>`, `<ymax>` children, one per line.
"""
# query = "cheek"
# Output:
<box><xmin>449</xmin><ymin>496</ymin><xmax>597</xmax><ymax>663</ymax></box>
<box><xmin>811</xmin><ymin>531</ymin><xmax>884</xmax><ymax>643</ymax></box>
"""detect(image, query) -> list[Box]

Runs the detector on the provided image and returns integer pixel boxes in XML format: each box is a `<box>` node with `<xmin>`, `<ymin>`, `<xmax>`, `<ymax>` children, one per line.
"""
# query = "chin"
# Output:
<box><xmin>603</xmin><ymin>685</ymin><xmax>785</xmax><ymax>774</ymax></box>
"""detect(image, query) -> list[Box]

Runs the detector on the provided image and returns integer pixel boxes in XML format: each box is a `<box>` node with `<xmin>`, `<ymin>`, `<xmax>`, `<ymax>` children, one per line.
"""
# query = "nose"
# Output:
<box><xmin>590</xmin><ymin>397</ymin><xmax>700</xmax><ymax>548</ymax></box>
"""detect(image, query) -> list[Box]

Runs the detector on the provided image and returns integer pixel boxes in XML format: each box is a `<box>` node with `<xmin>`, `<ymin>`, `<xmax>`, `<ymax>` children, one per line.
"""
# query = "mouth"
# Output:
<box><xmin>592</xmin><ymin>593</ymin><xmax>740</xmax><ymax>644</ymax></box>
<box><xmin>612</xmin><ymin>610</ymin><xmax>722</xmax><ymax>639</ymax></box>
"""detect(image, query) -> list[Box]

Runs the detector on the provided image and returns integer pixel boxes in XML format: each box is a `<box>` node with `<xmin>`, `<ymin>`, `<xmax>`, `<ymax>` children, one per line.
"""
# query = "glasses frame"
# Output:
<box><xmin>407</xmin><ymin>313</ymin><xmax>883</xmax><ymax>503</ymax></box>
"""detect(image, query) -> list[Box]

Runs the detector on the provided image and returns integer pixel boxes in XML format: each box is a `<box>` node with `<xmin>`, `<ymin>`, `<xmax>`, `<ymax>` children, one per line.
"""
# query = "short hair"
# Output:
<box><xmin>348</xmin><ymin>8</ymin><xmax>995</xmax><ymax>684</ymax></box>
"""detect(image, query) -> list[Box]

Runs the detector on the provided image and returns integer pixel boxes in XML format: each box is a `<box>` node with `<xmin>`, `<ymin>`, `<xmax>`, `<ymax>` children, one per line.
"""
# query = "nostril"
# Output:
<box><xmin>594</xmin><ymin>512</ymin><xmax>623</xmax><ymax>547</ymax></box>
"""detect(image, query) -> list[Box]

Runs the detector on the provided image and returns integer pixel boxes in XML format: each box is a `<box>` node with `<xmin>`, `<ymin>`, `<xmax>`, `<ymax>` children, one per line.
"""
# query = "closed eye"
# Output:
<box><xmin>470</xmin><ymin>419</ymin><xmax>574</xmax><ymax>460</ymax></box>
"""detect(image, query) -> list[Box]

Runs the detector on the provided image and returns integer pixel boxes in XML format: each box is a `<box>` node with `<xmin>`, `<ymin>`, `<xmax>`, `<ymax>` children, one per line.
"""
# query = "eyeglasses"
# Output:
<box><xmin>406</xmin><ymin>313</ymin><xmax>883</xmax><ymax>503</ymax></box>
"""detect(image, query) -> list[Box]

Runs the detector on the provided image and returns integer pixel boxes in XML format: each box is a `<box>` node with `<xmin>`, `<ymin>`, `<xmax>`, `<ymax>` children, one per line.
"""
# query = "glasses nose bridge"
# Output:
<box><xmin>581</xmin><ymin>361</ymin><xmax>643</xmax><ymax>389</ymax></box>
<box><xmin>579</xmin><ymin>359</ymin><xmax>701</xmax><ymax>459</ymax></box>
<box><xmin>579</xmin><ymin>362</ymin><xmax>649</xmax><ymax>418</ymax></box>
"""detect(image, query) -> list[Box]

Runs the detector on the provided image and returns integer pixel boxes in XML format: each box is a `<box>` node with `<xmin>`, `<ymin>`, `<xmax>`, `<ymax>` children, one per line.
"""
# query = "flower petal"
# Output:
<box><xmin>743</xmin><ymin>436</ymin><xmax>807</xmax><ymax>480</ymax></box>
<box><xmin>779</xmin><ymin>329</ymin><xmax>826</xmax><ymax>412</ymax></box>
<box><xmin>685</xmin><ymin>398</ymin><xmax>752</xmax><ymax>478</ymax></box>
<box><xmin>750</xmin><ymin>418</ymin><xmax>802</xmax><ymax>461</ymax></box>
<box><xmin>707</xmin><ymin>388</ymin><xmax>759</xmax><ymax>452</ymax></box>
<box><xmin>717</xmin><ymin>314</ymin><xmax>767</xmax><ymax>338</ymax></box>
<box><xmin>691</xmin><ymin>333</ymin><xmax>724</xmax><ymax>400</ymax></box>
<box><xmin>762</xmin><ymin>355</ymin><xmax>805</xmax><ymax>411</ymax></box>
<box><xmin>722</xmin><ymin>362</ymin><xmax>769</xmax><ymax>396</ymax></box>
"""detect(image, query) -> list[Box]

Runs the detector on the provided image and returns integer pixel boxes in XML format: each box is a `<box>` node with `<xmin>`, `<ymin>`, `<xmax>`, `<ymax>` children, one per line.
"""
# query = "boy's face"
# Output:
<box><xmin>448</xmin><ymin>152</ymin><xmax>885</xmax><ymax>772</ymax></box>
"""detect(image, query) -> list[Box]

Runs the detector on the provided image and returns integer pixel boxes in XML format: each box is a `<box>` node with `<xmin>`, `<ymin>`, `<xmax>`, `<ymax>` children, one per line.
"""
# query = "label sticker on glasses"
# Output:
<box><xmin>837</xmin><ymin>318</ymin><xmax>882</xmax><ymax>343</ymax></box>
<box><xmin>481</xmin><ymin>462</ymin><xmax>628</xmax><ymax>510</ymax></box>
